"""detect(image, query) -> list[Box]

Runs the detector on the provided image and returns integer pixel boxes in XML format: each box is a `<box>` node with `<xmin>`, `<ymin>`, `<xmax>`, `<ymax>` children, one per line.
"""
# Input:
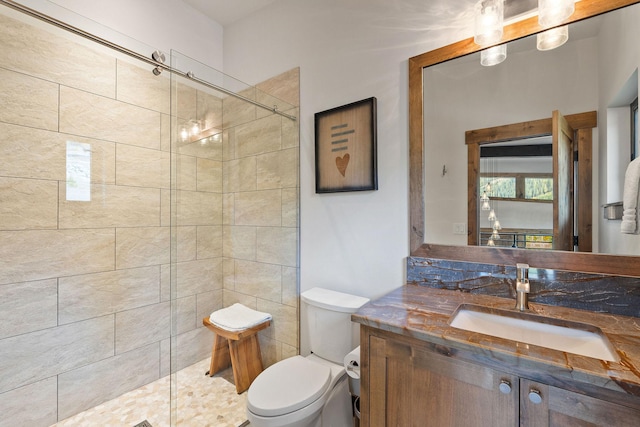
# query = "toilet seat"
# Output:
<box><xmin>247</xmin><ymin>355</ymin><xmax>331</xmax><ymax>417</ymax></box>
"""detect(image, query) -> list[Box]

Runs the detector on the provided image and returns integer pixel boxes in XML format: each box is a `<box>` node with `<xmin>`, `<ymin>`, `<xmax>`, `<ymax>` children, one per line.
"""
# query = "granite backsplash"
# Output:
<box><xmin>407</xmin><ymin>256</ymin><xmax>640</xmax><ymax>318</ymax></box>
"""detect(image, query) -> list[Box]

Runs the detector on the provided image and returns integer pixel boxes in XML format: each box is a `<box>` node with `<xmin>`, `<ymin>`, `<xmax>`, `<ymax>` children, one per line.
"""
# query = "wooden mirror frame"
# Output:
<box><xmin>409</xmin><ymin>0</ymin><xmax>640</xmax><ymax>276</ymax></box>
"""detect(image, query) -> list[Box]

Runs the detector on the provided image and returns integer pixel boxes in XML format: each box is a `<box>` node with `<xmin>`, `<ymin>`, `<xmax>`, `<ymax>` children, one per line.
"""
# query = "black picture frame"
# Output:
<box><xmin>314</xmin><ymin>97</ymin><xmax>378</xmax><ymax>193</ymax></box>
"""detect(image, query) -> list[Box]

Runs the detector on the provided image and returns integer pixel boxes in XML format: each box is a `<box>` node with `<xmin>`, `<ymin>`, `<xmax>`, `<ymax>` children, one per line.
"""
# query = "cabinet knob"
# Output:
<box><xmin>498</xmin><ymin>380</ymin><xmax>512</xmax><ymax>394</ymax></box>
<box><xmin>528</xmin><ymin>389</ymin><xmax>543</xmax><ymax>404</ymax></box>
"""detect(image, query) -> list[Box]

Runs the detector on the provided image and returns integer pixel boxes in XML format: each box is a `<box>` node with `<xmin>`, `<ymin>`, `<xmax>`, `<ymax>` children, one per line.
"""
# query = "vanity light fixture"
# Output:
<box><xmin>474</xmin><ymin>0</ymin><xmax>504</xmax><ymax>47</ymax></box>
<box><xmin>537</xmin><ymin>0</ymin><xmax>574</xmax><ymax>51</ymax></box>
<box><xmin>537</xmin><ymin>25</ymin><xmax>569</xmax><ymax>50</ymax></box>
<box><xmin>481</xmin><ymin>44</ymin><xmax>507</xmax><ymax>66</ymax></box>
<box><xmin>538</xmin><ymin>0</ymin><xmax>575</xmax><ymax>28</ymax></box>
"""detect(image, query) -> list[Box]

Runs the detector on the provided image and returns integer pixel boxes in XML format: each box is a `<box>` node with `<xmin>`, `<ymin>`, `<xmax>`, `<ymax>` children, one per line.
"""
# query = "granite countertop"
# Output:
<box><xmin>352</xmin><ymin>284</ymin><xmax>640</xmax><ymax>398</ymax></box>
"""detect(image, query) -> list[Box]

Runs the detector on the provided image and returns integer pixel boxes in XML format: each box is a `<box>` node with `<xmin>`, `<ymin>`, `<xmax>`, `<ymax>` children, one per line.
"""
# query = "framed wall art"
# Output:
<box><xmin>314</xmin><ymin>97</ymin><xmax>378</xmax><ymax>193</ymax></box>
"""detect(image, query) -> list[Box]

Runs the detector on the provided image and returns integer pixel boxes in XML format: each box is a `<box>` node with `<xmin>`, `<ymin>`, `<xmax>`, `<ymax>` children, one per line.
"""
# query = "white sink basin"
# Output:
<box><xmin>449</xmin><ymin>304</ymin><xmax>618</xmax><ymax>362</ymax></box>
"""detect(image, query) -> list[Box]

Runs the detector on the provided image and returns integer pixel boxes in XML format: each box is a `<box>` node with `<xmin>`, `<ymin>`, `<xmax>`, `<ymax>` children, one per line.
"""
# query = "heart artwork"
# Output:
<box><xmin>335</xmin><ymin>153</ymin><xmax>350</xmax><ymax>177</ymax></box>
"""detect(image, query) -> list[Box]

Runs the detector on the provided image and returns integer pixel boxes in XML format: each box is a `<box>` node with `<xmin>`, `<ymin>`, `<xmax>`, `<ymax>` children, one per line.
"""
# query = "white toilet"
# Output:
<box><xmin>246</xmin><ymin>287</ymin><xmax>369</xmax><ymax>427</ymax></box>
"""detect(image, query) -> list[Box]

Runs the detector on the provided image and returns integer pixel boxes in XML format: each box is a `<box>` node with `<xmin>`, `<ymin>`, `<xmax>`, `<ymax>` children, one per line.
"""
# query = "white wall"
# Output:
<box><xmin>16</xmin><ymin>0</ymin><xmax>224</xmax><ymax>71</ymax></box>
<box><xmin>223</xmin><ymin>0</ymin><xmax>476</xmax><ymax>318</ymax></box>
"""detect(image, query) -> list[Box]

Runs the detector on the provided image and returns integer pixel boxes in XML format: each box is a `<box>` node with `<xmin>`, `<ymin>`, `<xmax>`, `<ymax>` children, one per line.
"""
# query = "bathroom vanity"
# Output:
<box><xmin>352</xmin><ymin>285</ymin><xmax>640</xmax><ymax>426</ymax></box>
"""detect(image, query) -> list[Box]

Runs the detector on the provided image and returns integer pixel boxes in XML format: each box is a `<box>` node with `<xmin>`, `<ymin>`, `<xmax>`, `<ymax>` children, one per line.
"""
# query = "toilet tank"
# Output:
<box><xmin>301</xmin><ymin>287</ymin><xmax>369</xmax><ymax>363</ymax></box>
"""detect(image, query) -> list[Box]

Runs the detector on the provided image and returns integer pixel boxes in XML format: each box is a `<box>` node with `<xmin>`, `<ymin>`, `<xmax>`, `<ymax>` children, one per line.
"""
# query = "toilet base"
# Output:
<box><xmin>247</xmin><ymin>374</ymin><xmax>352</xmax><ymax>427</ymax></box>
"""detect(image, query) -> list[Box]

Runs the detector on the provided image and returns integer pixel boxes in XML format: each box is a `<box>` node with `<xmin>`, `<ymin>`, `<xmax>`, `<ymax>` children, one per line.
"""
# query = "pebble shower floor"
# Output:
<box><xmin>51</xmin><ymin>359</ymin><xmax>248</xmax><ymax>427</ymax></box>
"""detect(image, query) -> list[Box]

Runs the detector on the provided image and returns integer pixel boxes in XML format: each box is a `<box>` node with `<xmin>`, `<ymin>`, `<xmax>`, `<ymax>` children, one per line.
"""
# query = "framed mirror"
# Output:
<box><xmin>409</xmin><ymin>0</ymin><xmax>640</xmax><ymax>276</ymax></box>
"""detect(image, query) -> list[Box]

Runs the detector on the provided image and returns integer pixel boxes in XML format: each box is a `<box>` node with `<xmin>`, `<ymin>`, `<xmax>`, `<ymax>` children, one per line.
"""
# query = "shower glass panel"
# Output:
<box><xmin>0</xmin><ymin>3</ymin><xmax>171</xmax><ymax>426</ymax></box>
<box><xmin>0</xmin><ymin>1</ymin><xmax>299</xmax><ymax>425</ymax></box>
<box><xmin>169</xmin><ymin>50</ymin><xmax>300</xmax><ymax>425</ymax></box>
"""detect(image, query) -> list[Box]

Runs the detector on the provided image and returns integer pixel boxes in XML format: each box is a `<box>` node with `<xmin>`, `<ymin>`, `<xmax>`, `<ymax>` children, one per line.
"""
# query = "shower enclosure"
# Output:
<box><xmin>0</xmin><ymin>2</ymin><xmax>300</xmax><ymax>426</ymax></box>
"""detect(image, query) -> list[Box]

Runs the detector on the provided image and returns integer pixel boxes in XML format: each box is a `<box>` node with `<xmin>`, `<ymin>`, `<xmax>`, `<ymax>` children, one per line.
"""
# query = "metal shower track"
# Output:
<box><xmin>0</xmin><ymin>0</ymin><xmax>297</xmax><ymax>121</ymax></box>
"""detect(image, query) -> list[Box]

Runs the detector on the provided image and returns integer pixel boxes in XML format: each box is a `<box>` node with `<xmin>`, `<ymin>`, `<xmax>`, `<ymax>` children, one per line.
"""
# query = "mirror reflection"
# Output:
<box><xmin>424</xmin><ymin>4</ymin><xmax>640</xmax><ymax>255</ymax></box>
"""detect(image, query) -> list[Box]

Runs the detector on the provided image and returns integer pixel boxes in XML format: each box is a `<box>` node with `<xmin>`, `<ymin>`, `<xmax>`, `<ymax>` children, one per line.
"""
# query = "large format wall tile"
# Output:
<box><xmin>255</xmin><ymin>68</ymin><xmax>300</xmax><ymax>108</ymax></box>
<box><xmin>175</xmin><ymin>327</ymin><xmax>211</xmax><ymax>371</ymax></box>
<box><xmin>59</xmin><ymin>184</ymin><xmax>161</xmax><ymax>228</ymax></box>
<box><xmin>0</xmin><ymin>123</ymin><xmax>116</xmax><ymax>183</ymax></box>
<box><xmin>222</xmin><ymin>88</ymin><xmax>257</xmax><ymax>129</ymax></box>
<box><xmin>59</xmin><ymin>266</ymin><xmax>161</xmax><ymax>324</ymax></box>
<box><xmin>224</xmin><ymin>157</ymin><xmax>257</xmax><ymax>193</ymax></box>
<box><xmin>0</xmin><ymin>13</ymin><xmax>115</xmax><ymax>98</ymax></box>
<box><xmin>116</xmin><ymin>227</ymin><xmax>170</xmax><ymax>269</ymax></box>
<box><xmin>234</xmin><ymin>260</ymin><xmax>282</xmax><ymax>303</ymax></box>
<box><xmin>282</xmin><ymin>188</ymin><xmax>299</xmax><ymax>228</ymax></box>
<box><xmin>60</xmin><ymin>86</ymin><xmax>160</xmax><ymax>149</ymax></box>
<box><xmin>58</xmin><ymin>344</ymin><xmax>161</xmax><ymax>420</ymax></box>
<box><xmin>197</xmin><ymin>89</ymin><xmax>223</xmax><ymax>132</ymax></box>
<box><xmin>257</xmin><ymin>227</ymin><xmax>297</xmax><ymax>267</ymax></box>
<box><xmin>257</xmin><ymin>148</ymin><xmax>298</xmax><ymax>190</ymax></box>
<box><xmin>197</xmin><ymin>157</ymin><xmax>223</xmax><ymax>193</ymax></box>
<box><xmin>116</xmin><ymin>144</ymin><xmax>170</xmax><ymax>189</ymax></box>
<box><xmin>257</xmin><ymin>299</ymin><xmax>298</xmax><ymax>348</ymax></box>
<box><xmin>0</xmin><ymin>68</ymin><xmax>59</xmax><ymax>131</ymax></box>
<box><xmin>223</xmin><ymin>226</ymin><xmax>257</xmax><ymax>260</ymax></box>
<box><xmin>0</xmin><ymin>316</ymin><xmax>114</xmax><ymax>392</ymax></box>
<box><xmin>175</xmin><ymin>258</ymin><xmax>223</xmax><ymax>298</ymax></box>
<box><xmin>176</xmin><ymin>295</ymin><xmax>197</xmax><ymax>335</ymax></box>
<box><xmin>0</xmin><ymin>229</ymin><xmax>115</xmax><ymax>285</ymax></box>
<box><xmin>117</xmin><ymin>60</ymin><xmax>170</xmax><ymax>114</ymax></box>
<box><xmin>235</xmin><ymin>189</ymin><xmax>282</xmax><ymax>226</ymax></box>
<box><xmin>196</xmin><ymin>290</ymin><xmax>222</xmax><ymax>323</ymax></box>
<box><xmin>196</xmin><ymin>225</ymin><xmax>223</xmax><ymax>259</ymax></box>
<box><xmin>0</xmin><ymin>377</ymin><xmax>57</xmax><ymax>427</ymax></box>
<box><xmin>235</xmin><ymin>114</ymin><xmax>282</xmax><ymax>158</ymax></box>
<box><xmin>0</xmin><ymin>279</ymin><xmax>57</xmax><ymax>339</ymax></box>
<box><xmin>115</xmin><ymin>302</ymin><xmax>170</xmax><ymax>354</ymax></box>
<box><xmin>0</xmin><ymin>177</ymin><xmax>58</xmax><ymax>230</ymax></box>
<box><xmin>176</xmin><ymin>154</ymin><xmax>198</xmax><ymax>191</ymax></box>
<box><xmin>175</xmin><ymin>190</ymin><xmax>222</xmax><ymax>226</ymax></box>
<box><xmin>281</xmin><ymin>109</ymin><xmax>300</xmax><ymax>149</ymax></box>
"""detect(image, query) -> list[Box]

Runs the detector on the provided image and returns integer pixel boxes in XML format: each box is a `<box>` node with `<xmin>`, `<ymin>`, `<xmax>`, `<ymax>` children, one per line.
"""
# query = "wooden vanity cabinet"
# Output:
<box><xmin>360</xmin><ymin>326</ymin><xmax>640</xmax><ymax>427</ymax></box>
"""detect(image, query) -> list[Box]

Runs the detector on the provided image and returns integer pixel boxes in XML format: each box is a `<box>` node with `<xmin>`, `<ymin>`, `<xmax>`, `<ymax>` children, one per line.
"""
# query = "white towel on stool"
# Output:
<box><xmin>209</xmin><ymin>303</ymin><xmax>272</xmax><ymax>331</ymax></box>
<box><xmin>621</xmin><ymin>157</ymin><xmax>640</xmax><ymax>234</ymax></box>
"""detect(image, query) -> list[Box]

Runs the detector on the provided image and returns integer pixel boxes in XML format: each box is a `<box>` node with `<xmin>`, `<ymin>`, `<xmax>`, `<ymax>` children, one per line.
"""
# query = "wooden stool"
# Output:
<box><xmin>203</xmin><ymin>315</ymin><xmax>271</xmax><ymax>394</ymax></box>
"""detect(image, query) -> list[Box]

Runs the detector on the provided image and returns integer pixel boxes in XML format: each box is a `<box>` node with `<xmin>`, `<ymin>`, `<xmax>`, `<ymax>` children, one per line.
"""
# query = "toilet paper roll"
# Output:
<box><xmin>344</xmin><ymin>346</ymin><xmax>361</xmax><ymax>379</ymax></box>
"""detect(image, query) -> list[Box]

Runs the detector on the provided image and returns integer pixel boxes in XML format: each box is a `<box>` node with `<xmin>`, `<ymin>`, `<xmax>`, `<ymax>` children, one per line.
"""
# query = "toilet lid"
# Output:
<box><xmin>248</xmin><ymin>355</ymin><xmax>331</xmax><ymax>417</ymax></box>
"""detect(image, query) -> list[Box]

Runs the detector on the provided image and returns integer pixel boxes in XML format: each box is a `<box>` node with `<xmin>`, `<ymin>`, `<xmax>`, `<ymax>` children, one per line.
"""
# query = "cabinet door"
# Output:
<box><xmin>368</xmin><ymin>334</ymin><xmax>518</xmax><ymax>427</ymax></box>
<box><xmin>520</xmin><ymin>378</ymin><xmax>640</xmax><ymax>427</ymax></box>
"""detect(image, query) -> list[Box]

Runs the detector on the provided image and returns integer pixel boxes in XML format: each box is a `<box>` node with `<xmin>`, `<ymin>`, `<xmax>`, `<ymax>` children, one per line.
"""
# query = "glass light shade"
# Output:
<box><xmin>487</xmin><ymin>238</ymin><xmax>495</xmax><ymax>246</ymax></box>
<box><xmin>481</xmin><ymin>44</ymin><xmax>507</xmax><ymax>66</ymax></box>
<box><xmin>482</xmin><ymin>200</ymin><xmax>491</xmax><ymax>211</ymax></box>
<box><xmin>491</xmin><ymin>230</ymin><xmax>501</xmax><ymax>240</ymax></box>
<box><xmin>474</xmin><ymin>0</ymin><xmax>504</xmax><ymax>46</ymax></box>
<box><xmin>493</xmin><ymin>220</ymin><xmax>502</xmax><ymax>230</ymax></box>
<box><xmin>488</xmin><ymin>209</ymin><xmax>497</xmax><ymax>221</ymax></box>
<box><xmin>538</xmin><ymin>0</ymin><xmax>575</xmax><ymax>28</ymax></box>
<box><xmin>537</xmin><ymin>26</ymin><xmax>569</xmax><ymax>51</ymax></box>
<box><xmin>480</xmin><ymin>191</ymin><xmax>490</xmax><ymax>203</ymax></box>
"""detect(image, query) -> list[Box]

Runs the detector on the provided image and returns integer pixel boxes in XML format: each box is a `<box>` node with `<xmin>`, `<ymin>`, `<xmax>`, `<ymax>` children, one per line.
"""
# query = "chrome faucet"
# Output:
<box><xmin>515</xmin><ymin>263</ymin><xmax>530</xmax><ymax>311</ymax></box>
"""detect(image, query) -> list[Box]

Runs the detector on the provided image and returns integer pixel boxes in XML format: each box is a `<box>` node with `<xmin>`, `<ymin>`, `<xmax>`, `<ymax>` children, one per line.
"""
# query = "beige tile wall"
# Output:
<box><xmin>0</xmin><ymin>10</ymin><xmax>299</xmax><ymax>427</ymax></box>
<box><xmin>221</xmin><ymin>68</ymin><xmax>300</xmax><ymax>368</ymax></box>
